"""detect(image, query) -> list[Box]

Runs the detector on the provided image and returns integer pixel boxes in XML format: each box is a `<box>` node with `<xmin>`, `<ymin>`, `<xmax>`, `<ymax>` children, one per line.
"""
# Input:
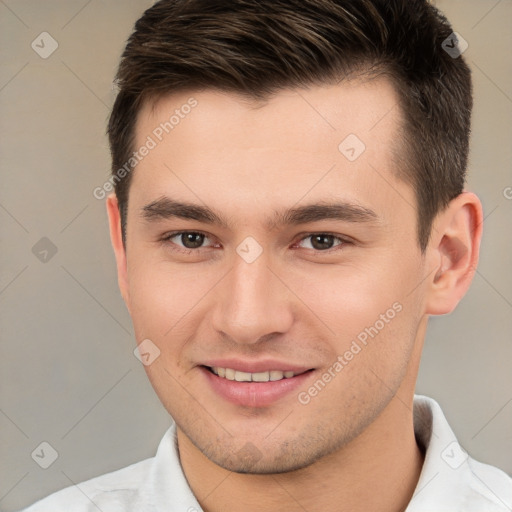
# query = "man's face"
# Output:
<box><xmin>120</xmin><ymin>79</ymin><xmax>430</xmax><ymax>472</ymax></box>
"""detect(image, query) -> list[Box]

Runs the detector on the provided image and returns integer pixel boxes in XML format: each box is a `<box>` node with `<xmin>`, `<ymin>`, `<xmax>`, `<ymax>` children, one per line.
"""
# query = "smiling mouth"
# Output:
<box><xmin>204</xmin><ymin>366</ymin><xmax>314</xmax><ymax>382</ymax></box>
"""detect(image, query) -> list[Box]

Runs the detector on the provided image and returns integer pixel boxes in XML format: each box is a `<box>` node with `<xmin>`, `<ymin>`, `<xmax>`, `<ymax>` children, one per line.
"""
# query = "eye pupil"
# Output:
<box><xmin>182</xmin><ymin>233</ymin><xmax>205</xmax><ymax>249</ymax></box>
<box><xmin>311</xmin><ymin>234</ymin><xmax>334</xmax><ymax>250</ymax></box>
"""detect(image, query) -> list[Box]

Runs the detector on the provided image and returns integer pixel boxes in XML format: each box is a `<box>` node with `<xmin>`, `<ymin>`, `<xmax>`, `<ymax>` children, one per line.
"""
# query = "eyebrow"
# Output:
<box><xmin>141</xmin><ymin>197</ymin><xmax>379</xmax><ymax>229</ymax></box>
<box><xmin>142</xmin><ymin>197</ymin><xmax>227</xmax><ymax>226</ymax></box>
<box><xmin>275</xmin><ymin>202</ymin><xmax>378</xmax><ymax>228</ymax></box>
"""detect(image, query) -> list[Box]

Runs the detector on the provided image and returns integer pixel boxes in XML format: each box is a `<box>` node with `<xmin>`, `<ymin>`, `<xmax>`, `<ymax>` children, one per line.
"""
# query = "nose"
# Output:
<box><xmin>211</xmin><ymin>253</ymin><xmax>294</xmax><ymax>345</ymax></box>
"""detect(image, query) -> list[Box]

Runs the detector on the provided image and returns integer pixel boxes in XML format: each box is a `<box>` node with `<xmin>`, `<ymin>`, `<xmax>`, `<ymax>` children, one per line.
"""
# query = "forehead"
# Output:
<box><xmin>129</xmin><ymin>79</ymin><xmax>413</xmax><ymax>228</ymax></box>
<box><xmin>137</xmin><ymin>77</ymin><xmax>402</xmax><ymax>153</ymax></box>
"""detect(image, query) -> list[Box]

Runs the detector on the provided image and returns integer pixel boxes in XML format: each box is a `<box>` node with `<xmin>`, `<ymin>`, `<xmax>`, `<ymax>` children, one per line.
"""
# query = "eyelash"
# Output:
<box><xmin>159</xmin><ymin>231</ymin><xmax>351</xmax><ymax>255</ymax></box>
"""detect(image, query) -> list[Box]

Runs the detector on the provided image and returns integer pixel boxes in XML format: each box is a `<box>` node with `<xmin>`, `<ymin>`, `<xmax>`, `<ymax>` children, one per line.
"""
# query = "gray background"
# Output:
<box><xmin>0</xmin><ymin>1</ymin><xmax>511</xmax><ymax>510</ymax></box>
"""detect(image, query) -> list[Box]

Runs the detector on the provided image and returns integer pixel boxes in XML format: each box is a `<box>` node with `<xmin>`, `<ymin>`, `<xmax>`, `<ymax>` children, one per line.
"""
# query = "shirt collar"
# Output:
<box><xmin>139</xmin><ymin>424</ymin><xmax>202</xmax><ymax>512</ymax></box>
<box><xmin>407</xmin><ymin>395</ymin><xmax>511</xmax><ymax>511</ymax></box>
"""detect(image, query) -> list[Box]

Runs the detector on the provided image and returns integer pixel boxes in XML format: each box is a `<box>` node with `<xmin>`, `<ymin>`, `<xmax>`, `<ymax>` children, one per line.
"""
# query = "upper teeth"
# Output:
<box><xmin>211</xmin><ymin>367</ymin><xmax>298</xmax><ymax>382</ymax></box>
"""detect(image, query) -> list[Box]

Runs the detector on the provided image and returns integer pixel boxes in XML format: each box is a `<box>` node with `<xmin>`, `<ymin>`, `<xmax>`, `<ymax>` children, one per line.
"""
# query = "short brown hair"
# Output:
<box><xmin>108</xmin><ymin>0</ymin><xmax>472</xmax><ymax>251</ymax></box>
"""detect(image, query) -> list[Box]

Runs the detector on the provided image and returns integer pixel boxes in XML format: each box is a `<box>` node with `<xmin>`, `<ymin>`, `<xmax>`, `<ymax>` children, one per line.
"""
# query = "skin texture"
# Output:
<box><xmin>107</xmin><ymin>78</ymin><xmax>482</xmax><ymax>512</ymax></box>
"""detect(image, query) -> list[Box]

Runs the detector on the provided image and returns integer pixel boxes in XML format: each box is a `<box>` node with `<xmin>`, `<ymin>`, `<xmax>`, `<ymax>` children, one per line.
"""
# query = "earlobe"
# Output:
<box><xmin>106</xmin><ymin>194</ymin><xmax>131</xmax><ymax>311</ymax></box>
<box><xmin>425</xmin><ymin>192</ymin><xmax>483</xmax><ymax>315</ymax></box>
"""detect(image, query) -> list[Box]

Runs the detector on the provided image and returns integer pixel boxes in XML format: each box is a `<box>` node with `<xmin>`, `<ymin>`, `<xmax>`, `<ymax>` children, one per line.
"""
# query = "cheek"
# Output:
<box><xmin>126</xmin><ymin>262</ymin><xmax>208</xmax><ymax>411</ymax></box>
<box><xmin>288</xmin><ymin>255</ymin><xmax>423</xmax><ymax>382</ymax></box>
<box><xmin>126</xmin><ymin>257</ymin><xmax>214</xmax><ymax>338</ymax></box>
<box><xmin>288</xmin><ymin>261</ymin><xmax>406</xmax><ymax>337</ymax></box>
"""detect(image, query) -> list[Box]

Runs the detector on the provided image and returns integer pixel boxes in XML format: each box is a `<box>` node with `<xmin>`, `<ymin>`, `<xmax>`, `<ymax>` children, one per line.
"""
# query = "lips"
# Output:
<box><xmin>200</xmin><ymin>360</ymin><xmax>315</xmax><ymax>407</ymax></box>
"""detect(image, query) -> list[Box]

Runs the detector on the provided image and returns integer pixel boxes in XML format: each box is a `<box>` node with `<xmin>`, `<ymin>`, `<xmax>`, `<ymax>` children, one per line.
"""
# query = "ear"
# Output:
<box><xmin>425</xmin><ymin>191</ymin><xmax>483</xmax><ymax>315</ymax></box>
<box><xmin>106</xmin><ymin>194</ymin><xmax>131</xmax><ymax>312</ymax></box>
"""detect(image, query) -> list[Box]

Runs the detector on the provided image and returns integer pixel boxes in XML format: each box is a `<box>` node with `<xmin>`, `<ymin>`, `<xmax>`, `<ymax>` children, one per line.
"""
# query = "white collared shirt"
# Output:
<box><xmin>21</xmin><ymin>395</ymin><xmax>512</xmax><ymax>511</ymax></box>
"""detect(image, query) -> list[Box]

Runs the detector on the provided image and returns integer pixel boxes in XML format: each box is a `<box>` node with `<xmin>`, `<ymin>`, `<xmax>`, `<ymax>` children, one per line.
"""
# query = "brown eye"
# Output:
<box><xmin>297</xmin><ymin>234</ymin><xmax>345</xmax><ymax>251</ymax></box>
<box><xmin>310</xmin><ymin>234</ymin><xmax>336</xmax><ymax>250</ymax></box>
<box><xmin>162</xmin><ymin>231</ymin><xmax>220</xmax><ymax>255</ymax></box>
<box><xmin>180</xmin><ymin>232</ymin><xmax>205</xmax><ymax>249</ymax></box>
